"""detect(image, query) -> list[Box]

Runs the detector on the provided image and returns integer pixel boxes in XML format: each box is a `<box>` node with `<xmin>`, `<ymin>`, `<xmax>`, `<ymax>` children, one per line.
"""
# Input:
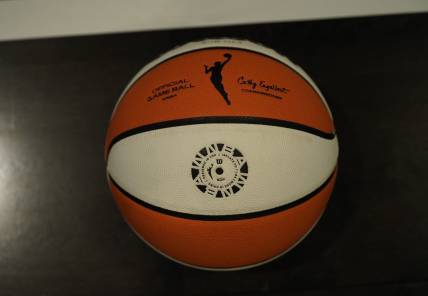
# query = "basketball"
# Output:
<box><xmin>105</xmin><ymin>39</ymin><xmax>339</xmax><ymax>270</ymax></box>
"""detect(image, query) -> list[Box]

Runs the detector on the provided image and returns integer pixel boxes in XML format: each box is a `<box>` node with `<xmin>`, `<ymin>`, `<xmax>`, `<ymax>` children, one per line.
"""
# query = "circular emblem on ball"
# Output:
<box><xmin>191</xmin><ymin>143</ymin><xmax>248</xmax><ymax>198</ymax></box>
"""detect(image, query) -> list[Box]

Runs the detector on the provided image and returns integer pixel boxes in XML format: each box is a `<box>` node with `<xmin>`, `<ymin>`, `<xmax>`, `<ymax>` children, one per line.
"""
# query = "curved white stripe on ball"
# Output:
<box><xmin>107</xmin><ymin>124</ymin><xmax>338</xmax><ymax>216</ymax></box>
<box><xmin>111</xmin><ymin>38</ymin><xmax>332</xmax><ymax>119</ymax></box>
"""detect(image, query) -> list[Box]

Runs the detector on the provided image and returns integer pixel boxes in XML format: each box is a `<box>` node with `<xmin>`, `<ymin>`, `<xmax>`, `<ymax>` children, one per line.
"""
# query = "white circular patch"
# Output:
<box><xmin>191</xmin><ymin>143</ymin><xmax>248</xmax><ymax>198</ymax></box>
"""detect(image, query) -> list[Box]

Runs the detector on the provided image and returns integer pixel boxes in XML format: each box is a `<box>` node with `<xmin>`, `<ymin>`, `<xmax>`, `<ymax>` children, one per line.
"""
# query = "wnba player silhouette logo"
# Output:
<box><xmin>204</xmin><ymin>53</ymin><xmax>232</xmax><ymax>105</ymax></box>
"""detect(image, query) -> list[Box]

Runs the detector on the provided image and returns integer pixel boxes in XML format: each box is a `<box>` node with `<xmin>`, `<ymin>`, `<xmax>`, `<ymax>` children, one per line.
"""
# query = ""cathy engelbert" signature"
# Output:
<box><xmin>237</xmin><ymin>76</ymin><xmax>290</xmax><ymax>96</ymax></box>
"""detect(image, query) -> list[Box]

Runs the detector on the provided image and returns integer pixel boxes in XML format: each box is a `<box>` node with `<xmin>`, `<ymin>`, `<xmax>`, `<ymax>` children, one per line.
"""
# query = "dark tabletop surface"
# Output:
<box><xmin>0</xmin><ymin>13</ymin><xmax>427</xmax><ymax>296</ymax></box>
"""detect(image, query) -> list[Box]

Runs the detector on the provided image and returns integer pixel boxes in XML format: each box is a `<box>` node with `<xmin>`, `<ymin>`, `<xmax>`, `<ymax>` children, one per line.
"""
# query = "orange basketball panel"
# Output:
<box><xmin>105</xmin><ymin>48</ymin><xmax>334</xmax><ymax>157</ymax></box>
<box><xmin>108</xmin><ymin>170</ymin><xmax>336</xmax><ymax>269</ymax></box>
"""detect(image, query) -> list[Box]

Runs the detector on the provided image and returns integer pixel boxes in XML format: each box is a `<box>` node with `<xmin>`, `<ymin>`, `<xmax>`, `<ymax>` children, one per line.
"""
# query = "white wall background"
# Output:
<box><xmin>0</xmin><ymin>0</ymin><xmax>427</xmax><ymax>41</ymax></box>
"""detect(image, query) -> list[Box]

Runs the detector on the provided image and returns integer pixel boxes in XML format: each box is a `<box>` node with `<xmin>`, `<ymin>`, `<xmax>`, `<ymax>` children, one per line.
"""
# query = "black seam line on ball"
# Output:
<box><xmin>107</xmin><ymin>116</ymin><xmax>336</xmax><ymax>155</ymax></box>
<box><xmin>108</xmin><ymin>169</ymin><xmax>335</xmax><ymax>221</ymax></box>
